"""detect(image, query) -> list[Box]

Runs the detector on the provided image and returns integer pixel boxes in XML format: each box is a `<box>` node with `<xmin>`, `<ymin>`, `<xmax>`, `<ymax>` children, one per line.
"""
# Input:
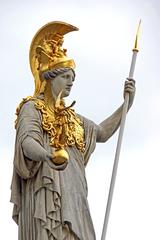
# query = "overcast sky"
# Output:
<box><xmin>0</xmin><ymin>0</ymin><xmax>160</xmax><ymax>239</ymax></box>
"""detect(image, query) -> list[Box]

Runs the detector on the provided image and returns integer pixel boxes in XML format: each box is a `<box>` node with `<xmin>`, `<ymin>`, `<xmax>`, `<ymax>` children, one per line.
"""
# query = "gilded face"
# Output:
<box><xmin>50</xmin><ymin>69</ymin><xmax>75</xmax><ymax>99</ymax></box>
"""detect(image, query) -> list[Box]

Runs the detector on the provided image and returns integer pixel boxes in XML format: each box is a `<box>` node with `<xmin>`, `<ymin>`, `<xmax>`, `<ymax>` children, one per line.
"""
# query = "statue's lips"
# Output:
<box><xmin>65</xmin><ymin>86</ymin><xmax>72</xmax><ymax>91</ymax></box>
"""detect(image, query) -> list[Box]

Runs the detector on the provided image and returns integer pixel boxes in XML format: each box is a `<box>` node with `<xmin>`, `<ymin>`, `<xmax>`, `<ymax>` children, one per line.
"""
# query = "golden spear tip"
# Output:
<box><xmin>133</xmin><ymin>19</ymin><xmax>141</xmax><ymax>51</ymax></box>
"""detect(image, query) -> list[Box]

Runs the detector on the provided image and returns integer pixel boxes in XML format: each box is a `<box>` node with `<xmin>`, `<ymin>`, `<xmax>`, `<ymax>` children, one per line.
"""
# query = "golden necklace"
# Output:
<box><xmin>34</xmin><ymin>98</ymin><xmax>85</xmax><ymax>152</ymax></box>
<box><xmin>15</xmin><ymin>96</ymin><xmax>85</xmax><ymax>153</ymax></box>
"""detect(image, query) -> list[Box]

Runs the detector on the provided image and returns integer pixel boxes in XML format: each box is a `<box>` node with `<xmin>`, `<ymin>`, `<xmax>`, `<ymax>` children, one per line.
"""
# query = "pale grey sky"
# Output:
<box><xmin>0</xmin><ymin>0</ymin><xmax>160</xmax><ymax>239</ymax></box>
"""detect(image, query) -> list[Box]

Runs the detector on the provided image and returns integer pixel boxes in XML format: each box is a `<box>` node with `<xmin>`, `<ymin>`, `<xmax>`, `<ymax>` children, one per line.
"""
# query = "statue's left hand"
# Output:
<box><xmin>124</xmin><ymin>78</ymin><xmax>136</xmax><ymax>109</ymax></box>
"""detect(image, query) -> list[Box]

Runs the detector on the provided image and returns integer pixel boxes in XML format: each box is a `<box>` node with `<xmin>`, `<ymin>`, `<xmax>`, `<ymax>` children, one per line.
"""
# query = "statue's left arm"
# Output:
<box><xmin>96</xmin><ymin>79</ymin><xmax>135</xmax><ymax>142</ymax></box>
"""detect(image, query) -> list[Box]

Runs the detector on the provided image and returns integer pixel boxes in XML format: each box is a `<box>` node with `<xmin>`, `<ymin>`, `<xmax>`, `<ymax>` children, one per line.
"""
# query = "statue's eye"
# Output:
<box><xmin>61</xmin><ymin>74</ymin><xmax>66</xmax><ymax>79</ymax></box>
<box><xmin>66</xmin><ymin>74</ymin><xmax>71</xmax><ymax>79</ymax></box>
<box><xmin>61</xmin><ymin>73</ymin><xmax>75</xmax><ymax>81</ymax></box>
<box><xmin>62</xmin><ymin>74</ymin><xmax>71</xmax><ymax>79</ymax></box>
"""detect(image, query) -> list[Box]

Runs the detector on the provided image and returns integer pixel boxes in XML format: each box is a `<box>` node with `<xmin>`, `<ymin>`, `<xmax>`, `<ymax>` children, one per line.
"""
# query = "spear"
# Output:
<box><xmin>101</xmin><ymin>20</ymin><xmax>141</xmax><ymax>240</ymax></box>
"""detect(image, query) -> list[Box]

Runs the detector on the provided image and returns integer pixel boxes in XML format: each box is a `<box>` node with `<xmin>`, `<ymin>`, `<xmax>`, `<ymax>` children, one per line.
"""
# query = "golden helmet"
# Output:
<box><xmin>29</xmin><ymin>21</ymin><xmax>78</xmax><ymax>96</ymax></box>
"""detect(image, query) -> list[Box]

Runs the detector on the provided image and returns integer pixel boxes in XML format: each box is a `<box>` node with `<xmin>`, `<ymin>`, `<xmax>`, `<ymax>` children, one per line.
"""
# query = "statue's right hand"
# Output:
<box><xmin>46</xmin><ymin>152</ymin><xmax>68</xmax><ymax>171</ymax></box>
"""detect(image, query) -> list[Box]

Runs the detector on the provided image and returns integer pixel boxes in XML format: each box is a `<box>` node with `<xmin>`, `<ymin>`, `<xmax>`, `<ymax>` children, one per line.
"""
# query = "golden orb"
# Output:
<box><xmin>53</xmin><ymin>149</ymin><xmax>69</xmax><ymax>165</ymax></box>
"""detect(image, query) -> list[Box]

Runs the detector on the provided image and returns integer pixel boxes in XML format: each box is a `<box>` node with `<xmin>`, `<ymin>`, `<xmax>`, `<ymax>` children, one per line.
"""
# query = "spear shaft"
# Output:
<box><xmin>101</xmin><ymin>20</ymin><xmax>141</xmax><ymax>240</ymax></box>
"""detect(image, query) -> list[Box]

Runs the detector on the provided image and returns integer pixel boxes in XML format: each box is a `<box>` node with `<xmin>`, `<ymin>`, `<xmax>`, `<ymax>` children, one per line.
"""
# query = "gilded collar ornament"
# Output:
<box><xmin>34</xmin><ymin>98</ymin><xmax>85</xmax><ymax>153</ymax></box>
<box><xmin>15</xmin><ymin>96</ymin><xmax>85</xmax><ymax>165</ymax></box>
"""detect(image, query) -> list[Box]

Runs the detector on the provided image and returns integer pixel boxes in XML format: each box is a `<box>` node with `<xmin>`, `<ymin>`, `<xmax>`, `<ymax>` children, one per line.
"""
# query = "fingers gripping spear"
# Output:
<box><xmin>101</xmin><ymin>20</ymin><xmax>141</xmax><ymax>240</ymax></box>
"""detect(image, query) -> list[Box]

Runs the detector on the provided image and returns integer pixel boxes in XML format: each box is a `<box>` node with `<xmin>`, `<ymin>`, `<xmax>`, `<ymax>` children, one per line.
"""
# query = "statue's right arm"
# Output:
<box><xmin>16</xmin><ymin>100</ymin><xmax>68</xmax><ymax>171</ymax></box>
<box><xmin>22</xmin><ymin>136</ymin><xmax>68</xmax><ymax>170</ymax></box>
<box><xmin>17</xmin><ymin>100</ymin><xmax>53</xmax><ymax>162</ymax></box>
<box><xmin>22</xmin><ymin>137</ymin><xmax>68</xmax><ymax>170</ymax></box>
<box><xmin>22</xmin><ymin>136</ymin><xmax>53</xmax><ymax>162</ymax></box>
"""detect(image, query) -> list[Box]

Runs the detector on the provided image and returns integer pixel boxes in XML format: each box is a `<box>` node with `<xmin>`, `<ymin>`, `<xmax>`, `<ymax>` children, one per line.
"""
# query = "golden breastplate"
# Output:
<box><xmin>34</xmin><ymin>98</ymin><xmax>85</xmax><ymax>152</ymax></box>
